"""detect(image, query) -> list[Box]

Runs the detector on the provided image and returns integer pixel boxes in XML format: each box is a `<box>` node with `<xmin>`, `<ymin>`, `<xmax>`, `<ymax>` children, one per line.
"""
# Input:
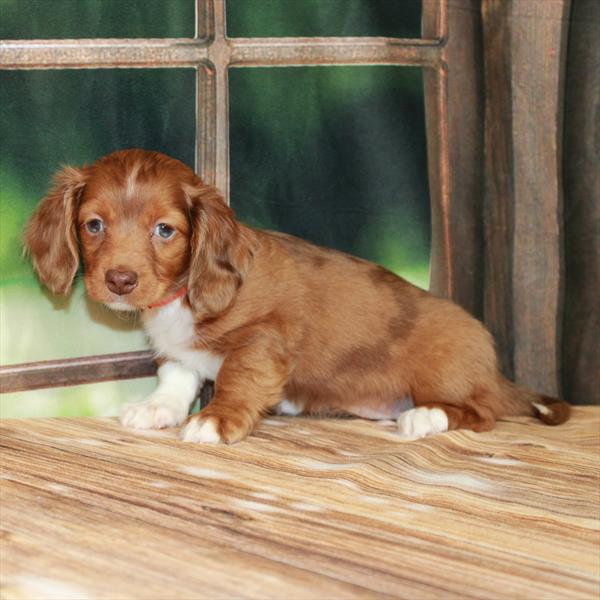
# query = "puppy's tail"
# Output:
<box><xmin>497</xmin><ymin>377</ymin><xmax>570</xmax><ymax>425</ymax></box>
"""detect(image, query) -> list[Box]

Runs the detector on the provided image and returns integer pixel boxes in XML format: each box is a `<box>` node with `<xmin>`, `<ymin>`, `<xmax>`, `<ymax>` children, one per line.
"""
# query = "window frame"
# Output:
<box><xmin>0</xmin><ymin>0</ymin><xmax>460</xmax><ymax>394</ymax></box>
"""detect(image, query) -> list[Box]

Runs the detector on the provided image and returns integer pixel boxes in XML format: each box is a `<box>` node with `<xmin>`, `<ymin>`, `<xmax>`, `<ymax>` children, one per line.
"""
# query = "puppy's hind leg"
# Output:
<box><xmin>397</xmin><ymin>394</ymin><xmax>497</xmax><ymax>440</ymax></box>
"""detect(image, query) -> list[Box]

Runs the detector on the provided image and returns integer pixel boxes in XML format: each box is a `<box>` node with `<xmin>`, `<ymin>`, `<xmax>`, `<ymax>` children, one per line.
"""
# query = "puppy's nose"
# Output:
<box><xmin>105</xmin><ymin>269</ymin><xmax>138</xmax><ymax>295</ymax></box>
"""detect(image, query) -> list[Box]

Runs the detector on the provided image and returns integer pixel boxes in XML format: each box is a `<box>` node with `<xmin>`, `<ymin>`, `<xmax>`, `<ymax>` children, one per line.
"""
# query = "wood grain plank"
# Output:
<box><xmin>1</xmin><ymin>409</ymin><xmax>598</xmax><ymax>599</ymax></box>
<box><xmin>510</xmin><ymin>0</ymin><xmax>570</xmax><ymax>396</ymax></box>
<box><xmin>482</xmin><ymin>0</ymin><xmax>571</xmax><ymax>394</ymax></box>
<box><xmin>482</xmin><ymin>0</ymin><xmax>516</xmax><ymax>379</ymax></box>
<box><xmin>562</xmin><ymin>0</ymin><xmax>600</xmax><ymax>405</ymax></box>
<box><xmin>424</xmin><ymin>0</ymin><xmax>485</xmax><ymax>318</ymax></box>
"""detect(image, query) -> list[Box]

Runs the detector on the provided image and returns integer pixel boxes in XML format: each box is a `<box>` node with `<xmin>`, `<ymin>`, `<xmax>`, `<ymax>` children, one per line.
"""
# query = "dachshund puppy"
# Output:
<box><xmin>24</xmin><ymin>149</ymin><xmax>570</xmax><ymax>443</ymax></box>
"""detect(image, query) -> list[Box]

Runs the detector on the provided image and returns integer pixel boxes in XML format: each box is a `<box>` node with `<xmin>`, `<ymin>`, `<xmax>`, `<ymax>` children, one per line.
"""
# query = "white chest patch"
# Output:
<box><xmin>142</xmin><ymin>298</ymin><xmax>223</xmax><ymax>381</ymax></box>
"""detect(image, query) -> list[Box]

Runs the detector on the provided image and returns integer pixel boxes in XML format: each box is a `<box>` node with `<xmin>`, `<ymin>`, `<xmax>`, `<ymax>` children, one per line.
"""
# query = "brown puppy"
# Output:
<box><xmin>24</xmin><ymin>149</ymin><xmax>570</xmax><ymax>443</ymax></box>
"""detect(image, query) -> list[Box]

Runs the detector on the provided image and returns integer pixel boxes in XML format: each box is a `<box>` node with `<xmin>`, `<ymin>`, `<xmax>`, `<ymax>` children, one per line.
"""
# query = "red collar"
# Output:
<box><xmin>146</xmin><ymin>287</ymin><xmax>187</xmax><ymax>310</ymax></box>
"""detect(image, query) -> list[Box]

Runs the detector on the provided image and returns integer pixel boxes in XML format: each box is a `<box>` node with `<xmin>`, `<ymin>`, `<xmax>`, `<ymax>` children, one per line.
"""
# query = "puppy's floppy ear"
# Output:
<box><xmin>24</xmin><ymin>166</ymin><xmax>86</xmax><ymax>295</ymax></box>
<box><xmin>184</xmin><ymin>182</ymin><xmax>257</xmax><ymax>316</ymax></box>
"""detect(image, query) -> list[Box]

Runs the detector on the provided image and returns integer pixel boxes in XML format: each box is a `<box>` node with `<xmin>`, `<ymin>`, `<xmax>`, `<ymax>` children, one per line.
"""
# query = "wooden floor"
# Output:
<box><xmin>1</xmin><ymin>408</ymin><xmax>599</xmax><ymax>599</ymax></box>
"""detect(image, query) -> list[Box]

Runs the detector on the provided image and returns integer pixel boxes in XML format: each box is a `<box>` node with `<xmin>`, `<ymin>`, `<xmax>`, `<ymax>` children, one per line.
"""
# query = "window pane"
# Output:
<box><xmin>0</xmin><ymin>0</ymin><xmax>195</xmax><ymax>39</ymax></box>
<box><xmin>0</xmin><ymin>378</ymin><xmax>157</xmax><ymax>419</ymax></box>
<box><xmin>0</xmin><ymin>68</ymin><xmax>196</xmax><ymax>364</ymax></box>
<box><xmin>229</xmin><ymin>67</ymin><xmax>430</xmax><ymax>289</ymax></box>
<box><xmin>227</xmin><ymin>0</ymin><xmax>422</xmax><ymax>38</ymax></box>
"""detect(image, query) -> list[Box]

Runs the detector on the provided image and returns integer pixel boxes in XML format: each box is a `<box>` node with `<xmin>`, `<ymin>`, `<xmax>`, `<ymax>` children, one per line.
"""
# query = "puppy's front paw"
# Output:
<box><xmin>120</xmin><ymin>394</ymin><xmax>189</xmax><ymax>430</ymax></box>
<box><xmin>180</xmin><ymin>412</ymin><xmax>253</xmax><ymax>444</ymax></box>
<box><xmin>180</xmin><ymin>416</ymin><xmax>222</xmax><ymax>444</ymax></box>
<box><xmin>397</xmin><ymin>407</ymin><xmax>448</xmax><ymax>440</ymax></box>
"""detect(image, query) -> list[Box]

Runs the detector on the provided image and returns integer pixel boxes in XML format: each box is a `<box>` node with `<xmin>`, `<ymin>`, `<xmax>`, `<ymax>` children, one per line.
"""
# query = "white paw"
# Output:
<box><xmin>180</xmin><ymin>417</ymin><xmax>222</xmax><ymax>444</ymax></box>
<box><xmin>120</xmin><ymin>394</ymin><xmax>190</xmax><ymax>430</ymax></box>
<box><xmin>397</xmin><ymin>407</ymin><xmax>449</xmax><ymax>440</ymax></box>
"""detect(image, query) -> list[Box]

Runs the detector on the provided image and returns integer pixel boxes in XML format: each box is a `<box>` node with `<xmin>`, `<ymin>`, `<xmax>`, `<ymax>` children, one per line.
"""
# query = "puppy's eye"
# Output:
<box><xmin>85</xmin><ymin>218</ymin><xmax>104</xmax><ymax>234</ymax></box>
<box><xmin>154</xmin><ymin>223</ymin><xmax>175</xmax><ymax>240</ymax></box>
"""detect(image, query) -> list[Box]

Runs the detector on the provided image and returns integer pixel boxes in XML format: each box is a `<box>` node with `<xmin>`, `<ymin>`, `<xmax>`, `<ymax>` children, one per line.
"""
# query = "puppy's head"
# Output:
<box><xmin>24</xmin><ymin>149</ymin><xmax>255</xmax><ymax>316</ymax></box>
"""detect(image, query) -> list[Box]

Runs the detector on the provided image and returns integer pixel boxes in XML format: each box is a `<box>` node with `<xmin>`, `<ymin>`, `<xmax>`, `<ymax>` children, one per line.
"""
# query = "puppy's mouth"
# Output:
<box><xmin>104</xmin><ymin>289</ymin><xmax>181</xmax><ymax>312</ymax></box>
<box><xmin>89</xmin><ymin>279</ymin><xmax>180</xmax><ymax>312</ymax></box>
<box><xmin>106</xmin><ymin>300</ymin><xmax>139</xmax><ymax>312</ymax></box>
<box><xmin>101</xmin><ymin>288</ymin><xmax>144</xmax><ymax>312</ymax></box>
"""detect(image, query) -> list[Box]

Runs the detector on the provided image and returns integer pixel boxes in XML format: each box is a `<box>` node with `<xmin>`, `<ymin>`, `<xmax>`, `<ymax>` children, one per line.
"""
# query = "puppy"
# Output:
<box><xmin>24</xmin><ymin>149</ymin><xmax>570</xmax><ymax>443</ymax></box>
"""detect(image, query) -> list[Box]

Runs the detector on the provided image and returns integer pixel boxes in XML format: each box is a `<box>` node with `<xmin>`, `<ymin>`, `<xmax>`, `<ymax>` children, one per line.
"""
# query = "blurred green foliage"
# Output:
<box><xmin>230</xmin><ymin>66</ymin><xmax>429</xmax><ymax>282</ymax></box>
<box><xmin>0</xmin><ymin>68</ymin><xmax>196</xmax><ymax>286</ymax></box>
<box><xmin>0</xmin><ymin>0</ymin><xmax>429</xmax><ymax>418</ymax></box>
<box><xmin>227</xmin><ymin>0</ymin><xmax>421</xmax><ymax>37</ymax></box>
<box><xmin>0</xmin><ymin>0</ymin><xmax>194</xmax><ymax>38</ymax></box>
